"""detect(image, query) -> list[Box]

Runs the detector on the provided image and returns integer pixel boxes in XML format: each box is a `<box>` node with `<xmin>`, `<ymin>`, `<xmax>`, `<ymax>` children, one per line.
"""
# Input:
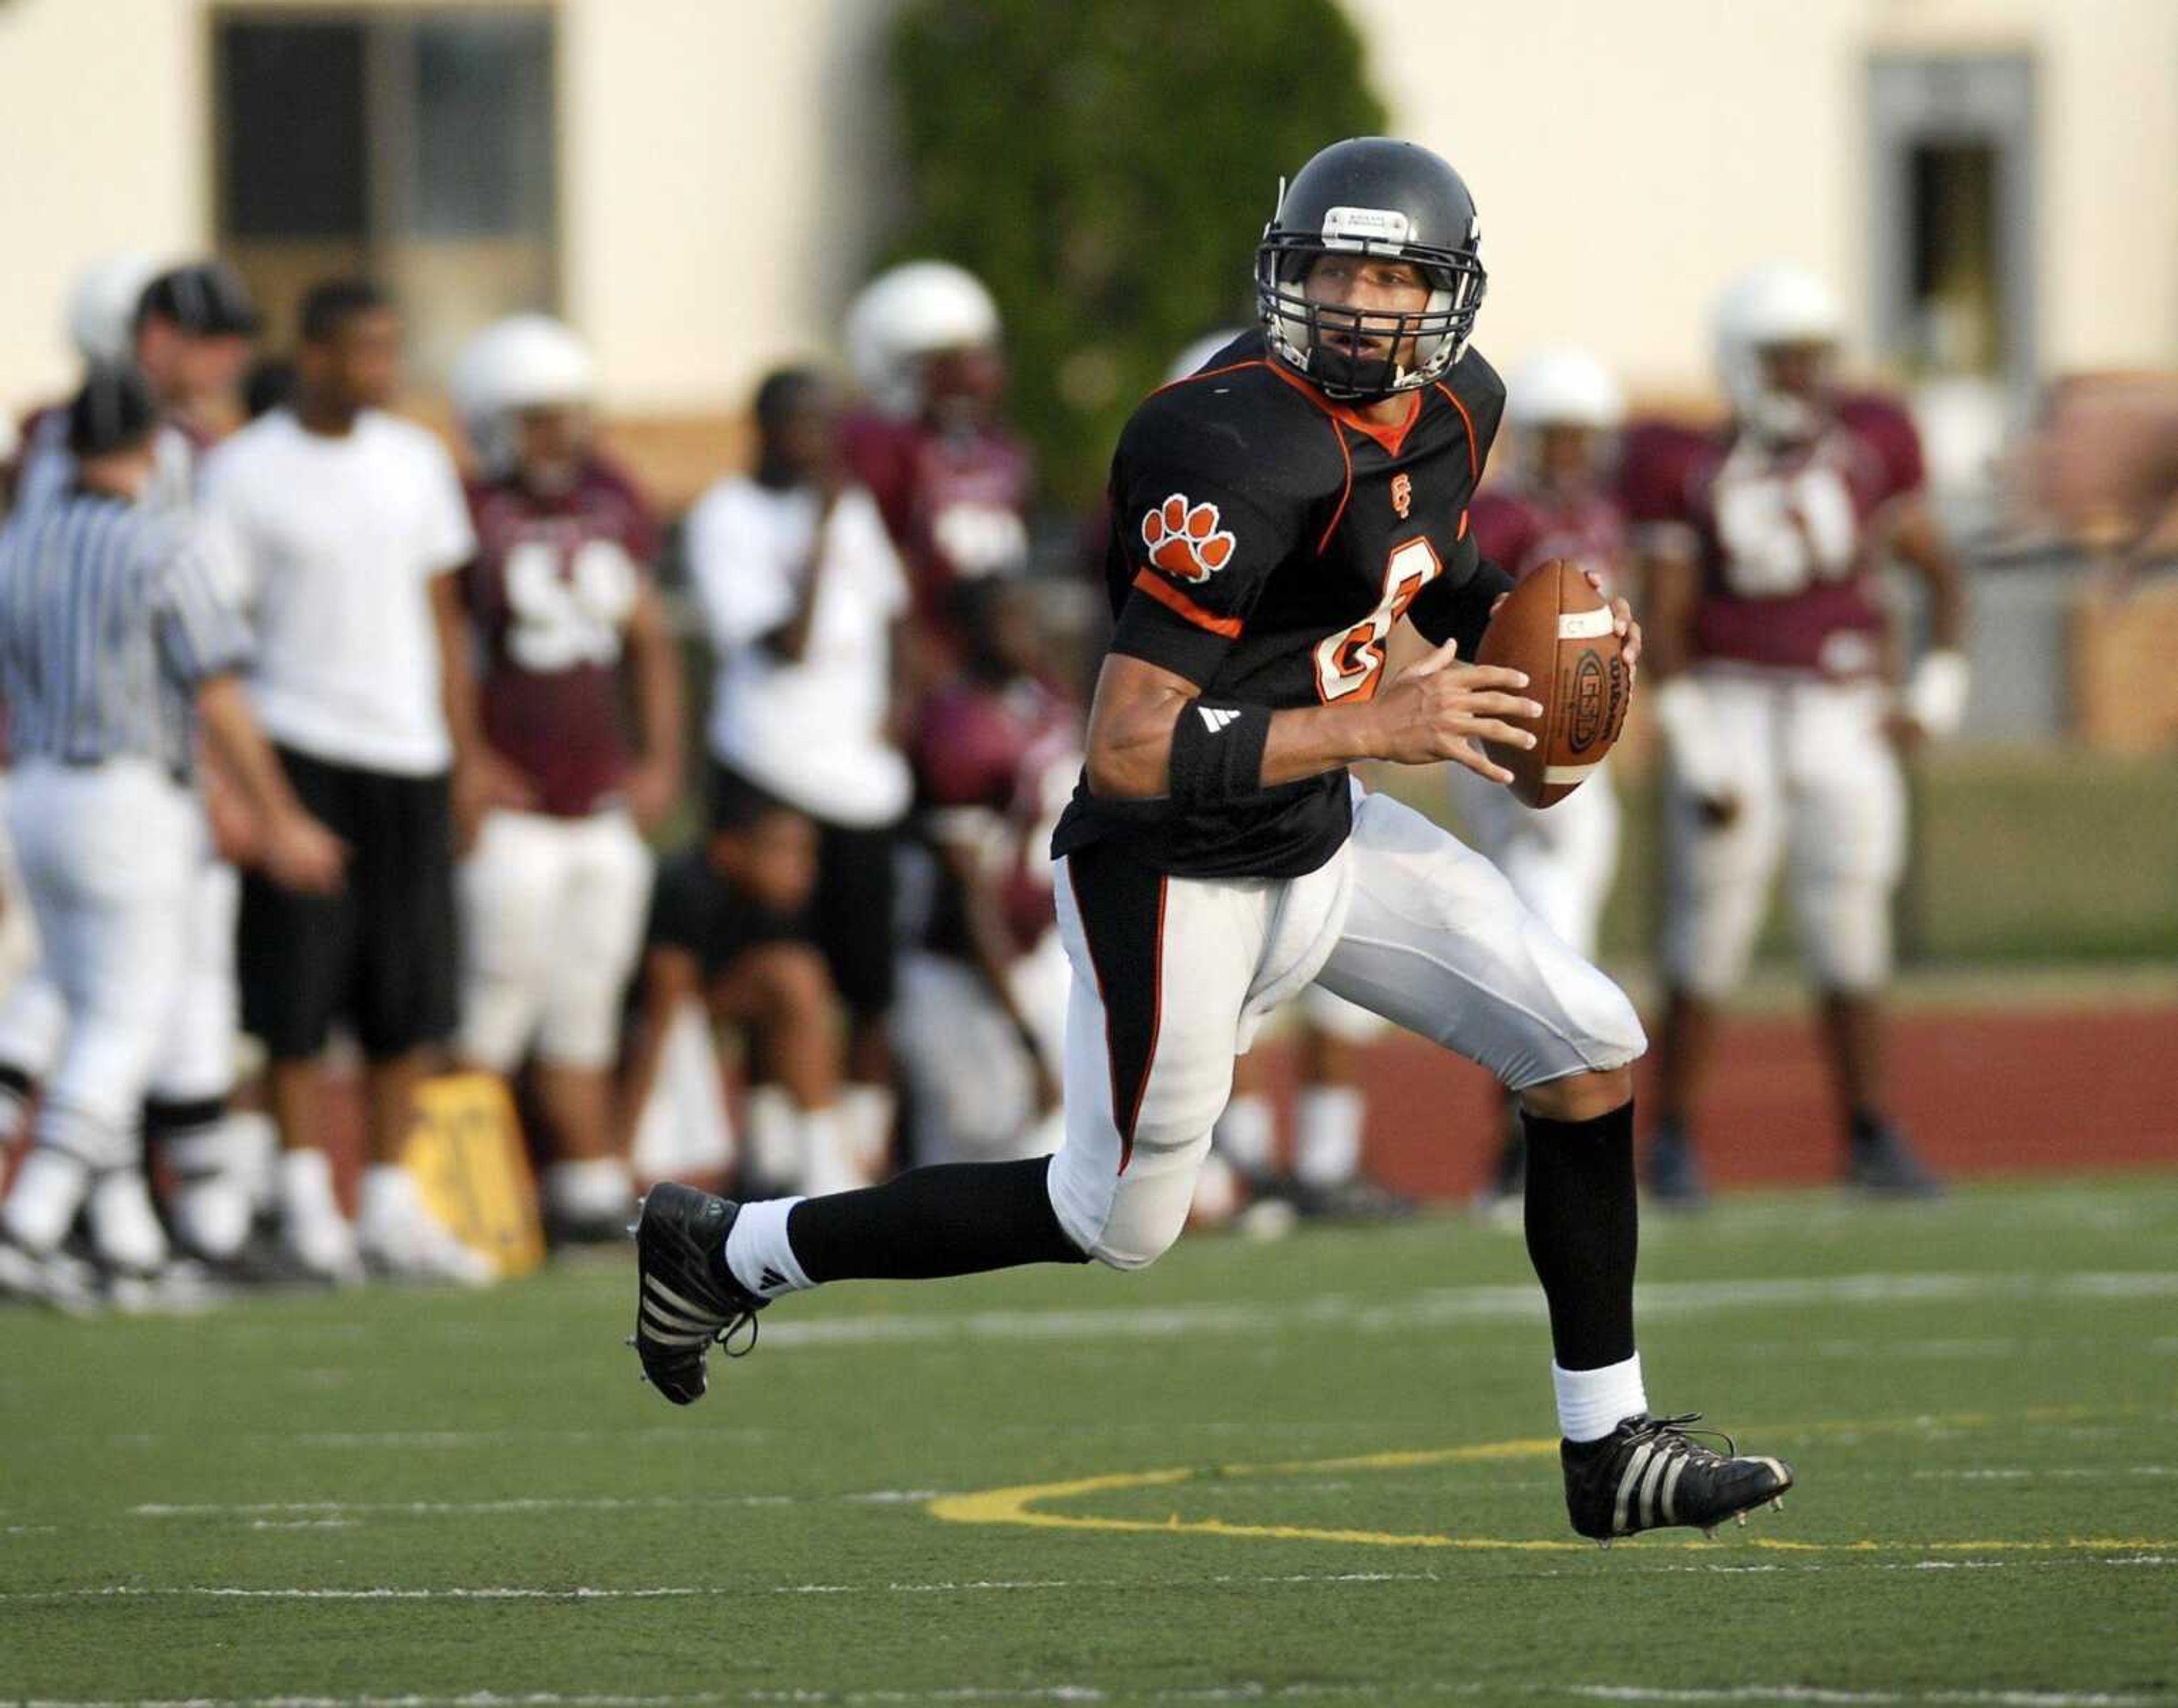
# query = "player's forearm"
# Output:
<box><xmin>628</xmin><ymin>595</ymin><xmax>685</xmax><ymax>772</ymax></box>
<box><xmin>1259</xmin><ymin>701</ymin><xmax>1392</xmax><ymax>785</ymax></box>
<box><xmin>196</xmin><ymin>675</ymin><xmax>308</xmax><ymax>827</ymax></box>
<box><xmin>1894</xmin><ymin>504</ymin><xmax>1967</xmax><ymax>650</ymax></box>
<box><xmin>1637</xmin><ymin>552</ymin><xmax>1699</xmax><ymax>679</ymax></box>
<box><xmin>432</xmin><ymin>576</ymin><xmax>489</xmax><ymax>761</ymax></box>
<box><xmin>1086</xmin><ymin>695</ymin><xmax>1380</xmax><ymax>801</ymax></box>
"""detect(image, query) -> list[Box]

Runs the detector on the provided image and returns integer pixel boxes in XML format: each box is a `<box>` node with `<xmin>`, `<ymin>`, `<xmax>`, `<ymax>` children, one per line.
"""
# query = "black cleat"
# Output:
<box><xmin>1562</xmin><ymin>1411</ymin><xmax>1794</xmax><ymax>1544</ymax></box>
<box><xmin>1641</xmin><ymin>1117</ymin><xmax>1710</xmax><ymax>1209</ymax></box>
<box><xmin>1847</xmin><ymin>1121</ymin><xmax>1945</xmax><ymax>1198</ymax></box>
<box><xmin>630</xmin><ymin>1183</ymin><xmax>766</xmax><ymax>1406</ymax></box>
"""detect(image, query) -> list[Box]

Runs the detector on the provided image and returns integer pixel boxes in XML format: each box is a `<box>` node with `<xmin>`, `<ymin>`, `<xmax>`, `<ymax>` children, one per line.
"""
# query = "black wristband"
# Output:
<box><xmin>1167</xmin><ymin>701</ymin><xmax>1273</xmax><ymax>808</ymax></box>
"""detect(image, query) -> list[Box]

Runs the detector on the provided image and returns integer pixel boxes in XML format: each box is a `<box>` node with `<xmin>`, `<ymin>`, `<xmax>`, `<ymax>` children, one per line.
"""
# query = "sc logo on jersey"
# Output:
<box><xmin>1141</xmin><ymin>494</ymin><xmax>1235</xmax><ymax>584</ymax></box>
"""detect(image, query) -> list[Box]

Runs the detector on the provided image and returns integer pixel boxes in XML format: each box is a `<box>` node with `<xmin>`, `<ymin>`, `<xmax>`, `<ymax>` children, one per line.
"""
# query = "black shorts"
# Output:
<box><xmin>645</xmin><ymin>845</ymin><xmax>795</xmax><ymax>978</ymax></box>
<box><xmin>707</xmin><ymin>759</ymin><xmax>898</xmax><ymax>1019</ymax></box>
<box><xmin>239</xmin><ymin>748</ymin><xmax>458</xmax><ymax>1062</ymax></box>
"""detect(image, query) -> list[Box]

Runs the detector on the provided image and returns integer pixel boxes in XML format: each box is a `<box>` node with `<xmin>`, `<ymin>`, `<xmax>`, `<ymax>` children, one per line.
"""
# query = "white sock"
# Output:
<box><xmin>1</xmin><ymin>1146</ymin><xmax>90</xmax><ymax>1253</ymax></box>
<box><xmin>357</xmin><ymin>1162</ymin><xmax>417</xmax><ymax>1230</ymax></box>
<box><xmin>1293</xmin><ymin>1086</ymin><xmax>1365</xmax><ymax>1188</ymax></box>
<box><xmin>278</xmin><ymin>1147</ymin><xmax>345</xmax><ymax>1233</ymax></box>
<box><xmin>838</xmin><ymin>1082</ymin><xmax>896</xmax><ymax>1176</ymax></box>
<box><xmin>86</xmin><ymin>1170</ymin><xmax>169</xmax><ymax>1274</ymax></box>
<box><xmin>797</xmin><ymin>1105</ymin><xmax>860</xmax><ymax>1197</ymax></box>
<box><xmin>226</xmin><ymin>1110</ymin><xmax>281</xmax><ymax>1214</ymax></box>
<box><xmin>1214</xmin><ymin>1092</ymin><xmax>1277</xmax><ymax>1177</ymax></box>
<box><xmin>723</xmin><ymin>1195</ymin><xmax>813</xmax><ymax>1299</ymax></box>
<box><xmin>170</xmin><ymin>1178</ymin><xmax>253</xmax><ymax>1262</ymax></box>
<box><xmin>1553</xmin><ymin>1352</ymin><xmax>1648</xmax><ymax>1443</ymax></box>
<box><xmin>544</xmin><ymin>1157</ymin><xmax>634</xmax><ymax>1219</ymax></box>
<box><xmin>744</xmin><ymin>1086</ymin><xmax>802</xmax><ymax>1188</ymax></box>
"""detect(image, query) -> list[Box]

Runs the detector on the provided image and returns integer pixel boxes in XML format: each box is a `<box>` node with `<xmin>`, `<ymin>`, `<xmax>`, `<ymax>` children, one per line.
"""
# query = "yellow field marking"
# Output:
<box><xmin>926</xmin><ymin>1409</ymin><xmax>2171</xmax><ymax>1555</ymax></box>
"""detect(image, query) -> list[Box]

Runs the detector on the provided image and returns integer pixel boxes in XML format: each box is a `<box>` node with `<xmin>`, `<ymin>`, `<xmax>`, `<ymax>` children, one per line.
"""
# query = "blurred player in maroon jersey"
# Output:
<box><xmin>841</xmin><ymin>262</ymin><xmax>1035</xmax><ymax>684</ymax></box>
<box><xmin>896</xmin><ymin>579</ymin><xmax>1081</xmax><ymax>1165</ymax></box>
<box><xmin>1458</xmin><ymin>347</ymin><xmax>1631</xmax><ymax>1213</ymax></box>
<box><xmin>448</xmin><ymin>315</ymin><xmax>684</xmax><ymax>1244</ymax></box>
<box><xmin>1630</xmin><ymin>266</ymin><xmax>1969</xmax><ymax>1205</ymax></box>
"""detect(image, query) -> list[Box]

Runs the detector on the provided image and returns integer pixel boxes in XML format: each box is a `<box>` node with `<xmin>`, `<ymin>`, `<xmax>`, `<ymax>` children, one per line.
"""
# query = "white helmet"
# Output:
<box><xmin>843</xmin><ymin>261</ymin><xmax>1001</xmax><ymax>418</ymax></box>
<box><xmin>1164</xmin><ymin>327</ymin><xmax>1247</xmax><ymax>387</ymax></box>
<box><xmin>66</xmin><ymin>252</ymin><xmax>161</xmax><ymax>367</ymax></box>
<box><xmin>1713</xmin><ymin>265</ymin><xmax>1842</xmax><ymax>441</ymax></box>
<box><xmin>1506</xmin><ymin>346</ymin><xmax>1624</xmax><ymax>431</ymax></box>
<box><xmin>449</xmin><ymin>314</ymin><xmax>596</xmax><ymax>474</ymax></box>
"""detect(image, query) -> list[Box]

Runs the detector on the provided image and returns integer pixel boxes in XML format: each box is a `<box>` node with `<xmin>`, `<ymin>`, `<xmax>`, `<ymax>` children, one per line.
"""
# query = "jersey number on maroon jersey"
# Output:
<box><xmin>931</xmin><ymin>501</ymin><xmax>1029</xmax><ymax>580</ymax></box>
<box><xmin>1714</xmin><ymin>462</ymin><xmax>1858</xmax><ymax>598</ymax></box>
<box><xmin>1314</xmin><ymin>536</ymin><xmax>1444</xmax><ymax>702</ymax></box>
<box><xmin>505</xmin><ymin>538</ymin><xmax>638</xmax><ymax>672</ymax></box>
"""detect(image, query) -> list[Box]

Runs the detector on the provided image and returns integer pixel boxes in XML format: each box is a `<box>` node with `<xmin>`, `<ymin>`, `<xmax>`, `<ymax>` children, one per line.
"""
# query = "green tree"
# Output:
<box><xmin>886</xmin><ymin>0</ymin><xmax>1387</xmax><ymax>508</ymax></box>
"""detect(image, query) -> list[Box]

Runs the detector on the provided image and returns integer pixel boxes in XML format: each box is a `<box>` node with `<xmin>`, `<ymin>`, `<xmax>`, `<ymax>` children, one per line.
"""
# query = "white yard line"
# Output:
<box><xmin>9</xmin><ymin>1550</ymin><xmax>2175</xmax><ymax>1610</ymax></box>
<box><xmin>133</xmin><ymin>1272</ymin><xmax>2178</xmax><ymax>1358</ymax></box>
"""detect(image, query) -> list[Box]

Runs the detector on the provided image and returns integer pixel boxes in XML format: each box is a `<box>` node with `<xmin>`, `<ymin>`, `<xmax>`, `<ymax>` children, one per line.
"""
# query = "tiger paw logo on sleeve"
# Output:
<box><xmin>1141</xmin><ymin>494</ymin><xmax>1235</xmax><ymax>584</ymax></box>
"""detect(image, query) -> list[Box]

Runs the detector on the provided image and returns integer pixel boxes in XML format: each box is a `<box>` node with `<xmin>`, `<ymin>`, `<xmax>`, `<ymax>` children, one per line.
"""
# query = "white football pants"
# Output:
<box><xmin>458</xmin><ymin>808</ymin><xmax>654</xmax><ymax>1072</ymax></box>
<box><xmin>3</xmin><ymin>760</ymin><xmax>201</xmax><ymax>1170</ymax></box>
<box><xmin>1446</xmin><ymin>760</ymin><xmax>1621</xmax><ymax>962</ymax></box>
<box><xmin>1046</xmin><ymin>788</ymin><xmax>1645</xmax><ymax>1270</ymax></box>
<box><xmin>1661</xmin><ymin>670</ymin><xmax>1906</xmax><ymax>998</ymax></box>
<box><xmin>0</xmin><ymin>811</ymin><xmax>237</xmax><ymax>1103</ymax></box>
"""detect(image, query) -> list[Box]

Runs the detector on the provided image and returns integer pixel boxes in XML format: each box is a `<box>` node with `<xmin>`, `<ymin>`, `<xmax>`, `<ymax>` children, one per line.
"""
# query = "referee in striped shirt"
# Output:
<box><xmin>0</xmin><ymin>367</ymin><xmax>343</xmax><ymax>1295</ymax></box>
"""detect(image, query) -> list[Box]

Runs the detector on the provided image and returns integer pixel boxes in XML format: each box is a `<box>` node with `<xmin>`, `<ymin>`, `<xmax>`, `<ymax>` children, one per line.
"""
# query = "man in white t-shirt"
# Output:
<box><xmin>686</xmin><ymin>368</ymin><xmax>911</xmax><ymax>1188</ymax></box>
<box><xmin>200</xmin><ymin>279</ymin><xmax>520</xmax><ymax>1286</ymax></box>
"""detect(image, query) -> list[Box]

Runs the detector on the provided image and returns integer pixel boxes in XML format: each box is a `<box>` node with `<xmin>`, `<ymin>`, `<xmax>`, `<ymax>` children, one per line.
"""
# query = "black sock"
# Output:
<box><xmin>784</xmin><ymin>1156</ymin><xmax>1090</xmax><ymax>1284</ymax></box>
<box><xmin>1522</xmin><ymin>1100</ymin><xmax>1638</xmax><ymax>1369</ymax></box>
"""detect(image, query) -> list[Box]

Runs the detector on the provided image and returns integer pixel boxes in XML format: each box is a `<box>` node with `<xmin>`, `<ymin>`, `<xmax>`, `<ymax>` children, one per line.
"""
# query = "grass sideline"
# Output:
<box><xmin>5</xmin><ymin>1175</ymin><xmax>2177</xmax><ymax>1705</ymax></box>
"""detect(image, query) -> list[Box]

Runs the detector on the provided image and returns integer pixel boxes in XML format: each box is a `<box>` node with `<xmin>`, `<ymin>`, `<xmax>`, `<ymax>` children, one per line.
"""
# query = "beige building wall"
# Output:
<box><xmin>1347</xmin><ymin>0</ymin><xmax>2178</xmax><ymax>393</ymax></box>
<box><xmin>0</xmin><ymin>0</ymin><xmax>208</xmax><ymax>409</ymax></box>
<box><xmin>2</xmin><ymin>0</ymin><xmax>2169</xmax><ymax>431</ymax></box>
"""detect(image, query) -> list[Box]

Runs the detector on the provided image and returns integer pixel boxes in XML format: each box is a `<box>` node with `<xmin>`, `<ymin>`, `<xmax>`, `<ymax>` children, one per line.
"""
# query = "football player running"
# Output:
<box><xmin>1631</xmin><ymin>267</ymin><xmax>1966</xmax><ymax>1206</ymax></box>
<box><xmin>630</xmin><ymin>139</ymin><xmax>1795</xmax><ymax>1544</ymax></box>
<box><xmin>1457</xmin><ymin>348</ymin><xmax>1631</xmax><ymax>1213</ymax></box>
<box><xmin>448</xmin><ymin>315</ymin><xmax>682</xmax><ymax>1244</ymax></box>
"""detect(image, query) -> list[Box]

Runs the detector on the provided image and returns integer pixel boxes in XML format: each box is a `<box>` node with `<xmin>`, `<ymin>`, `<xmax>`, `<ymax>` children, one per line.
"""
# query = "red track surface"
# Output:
<box><xmin>1246</xmin><ymin>1004</ymin><xmax>2178</xmax><ymax>1195</ymax></box>
<box><xmin>9</xmin><ymin>1005</ymin><xmax>2169</xmax><ymax>1209</ymax></box>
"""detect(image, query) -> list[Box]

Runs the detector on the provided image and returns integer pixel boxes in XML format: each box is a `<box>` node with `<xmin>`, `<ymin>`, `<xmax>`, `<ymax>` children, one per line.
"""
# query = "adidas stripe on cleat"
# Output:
<box><xmin>1561</xmin><ymin>1411</ymin><xmax>1794</xmax><ymax>1545</ymax></box>
<box><xmin>630</xmin><ymin>1183</ymin><xmax>766</xmax><ymax>1406</ymax></box>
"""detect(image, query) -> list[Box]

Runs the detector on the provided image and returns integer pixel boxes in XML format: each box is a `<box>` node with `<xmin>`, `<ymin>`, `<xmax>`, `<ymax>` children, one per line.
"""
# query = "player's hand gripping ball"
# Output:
<box><xmin>1474</xmin><ymin>560</ymin><xmax>1633</xmax><ymax>808</ymax></box>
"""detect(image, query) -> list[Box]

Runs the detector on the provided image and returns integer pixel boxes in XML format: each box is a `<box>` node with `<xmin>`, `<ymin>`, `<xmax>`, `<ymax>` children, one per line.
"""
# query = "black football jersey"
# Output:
<box><xmin>1052</xmin><ymin>332</ymin><xmax>1513</xmax><ymax>878</ymax></box>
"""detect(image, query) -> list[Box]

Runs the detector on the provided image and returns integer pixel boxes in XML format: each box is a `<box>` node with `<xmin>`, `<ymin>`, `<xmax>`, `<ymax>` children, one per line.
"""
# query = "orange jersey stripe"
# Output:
<box><xmin>1132</xmin><ymin>567</ymin><xmax>1243</xmax><ymax>638</ymax></box>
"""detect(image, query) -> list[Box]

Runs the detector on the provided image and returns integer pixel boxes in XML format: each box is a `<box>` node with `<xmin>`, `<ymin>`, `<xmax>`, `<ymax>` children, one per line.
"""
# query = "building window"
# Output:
<box><xmin>1868</xmin><ymin>54</ymin><xmax>2036</xmax><ymax>391</ymax></box>
<box><xmin>214</xmin><ymin>7</ymin><xmax>557</xmax><ymax>377</ymax></box>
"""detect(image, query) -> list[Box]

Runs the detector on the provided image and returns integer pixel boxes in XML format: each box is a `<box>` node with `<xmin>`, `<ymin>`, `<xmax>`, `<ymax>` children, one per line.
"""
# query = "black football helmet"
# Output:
<box><xmin>1256</xmin><ymin>137</ymin><xmax>1487</xmax><ymax>401</ymax></box>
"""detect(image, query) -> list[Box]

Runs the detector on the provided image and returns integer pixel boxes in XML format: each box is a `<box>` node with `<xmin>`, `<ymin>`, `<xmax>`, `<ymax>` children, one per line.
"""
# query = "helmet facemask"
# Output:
<box><xmin>1256</xmin><ymin>209</ymin><xmax>1485</xmax><ymax>402</ymax></box>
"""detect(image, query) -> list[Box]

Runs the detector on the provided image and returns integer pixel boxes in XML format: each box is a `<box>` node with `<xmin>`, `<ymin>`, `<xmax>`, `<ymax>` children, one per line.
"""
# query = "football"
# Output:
<box><xmin>1472</xmin><ymin>558</ymin><xmax>1632</xmax><ymax>808</ymax></box>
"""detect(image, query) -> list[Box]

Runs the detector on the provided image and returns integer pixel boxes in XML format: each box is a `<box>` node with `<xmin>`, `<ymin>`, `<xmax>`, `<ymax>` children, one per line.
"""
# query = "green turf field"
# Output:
<box><xmin>6</xmin><ymin>1177</ymin><xmax>2177</xmax><ymax>1707</ymax></box>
